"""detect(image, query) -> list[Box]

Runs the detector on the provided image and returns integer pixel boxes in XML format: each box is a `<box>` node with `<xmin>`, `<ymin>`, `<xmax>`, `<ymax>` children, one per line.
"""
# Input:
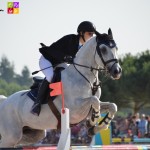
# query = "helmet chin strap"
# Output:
<box><xmin>79</xmin><ymin>32</ymin><xmax>85</xmax><ymax>43</ymax></box>
<box><xmin>81</xmin><ymin>34</ymin><xmax>85</xmax><ymax>42</ymax></box>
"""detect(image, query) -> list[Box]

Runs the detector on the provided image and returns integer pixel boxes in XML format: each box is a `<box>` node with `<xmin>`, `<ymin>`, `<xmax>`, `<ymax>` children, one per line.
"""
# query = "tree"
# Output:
<box><xmin>101</xmin><ymin>50</ymin><xmax>150</xmax><ymax>114</ymax></box>
<box><xmin>0</xmin><ymin>79</ymin><xmax>27</xmax><ymax>96</ymax></box>
<box><xmin>15</xmin><ymin>66</ymin><xmax>32</xmax><ymax>86</ymax></box>
<box><xmin>0</xmin><ymin>56</ymin><xmax>32</xmax><ymax>96</ymax></box>
<box><xmin>0</xmin><ymin>56</ymin><xmax>15</xmax><ymax>83</ymax></box>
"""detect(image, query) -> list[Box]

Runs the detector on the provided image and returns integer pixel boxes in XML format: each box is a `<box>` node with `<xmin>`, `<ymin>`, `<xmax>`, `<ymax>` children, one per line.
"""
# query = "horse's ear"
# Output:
<box><xmin>108</xmin><ymin>28</ymin><xmax>113</xmax><ymax>39</ymax></box>
<box><xmin>40</xmin><ymin>43</ymin><xmax>46</xmax><ymax>47</ymax></box>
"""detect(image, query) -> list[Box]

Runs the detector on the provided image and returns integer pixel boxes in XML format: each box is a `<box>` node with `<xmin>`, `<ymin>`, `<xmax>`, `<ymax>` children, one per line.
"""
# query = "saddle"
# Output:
<box><xmin>27</xmin><ymin>67</ymin><xmax>65</xmax><ymax>104</ymax></box>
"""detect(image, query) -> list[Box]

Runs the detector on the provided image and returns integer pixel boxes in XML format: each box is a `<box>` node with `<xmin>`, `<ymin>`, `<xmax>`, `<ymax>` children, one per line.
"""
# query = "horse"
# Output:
<box><xmin>0</xmin><ymin>28</ymin><xmax>122</xmax><ymax>147</ymax></box>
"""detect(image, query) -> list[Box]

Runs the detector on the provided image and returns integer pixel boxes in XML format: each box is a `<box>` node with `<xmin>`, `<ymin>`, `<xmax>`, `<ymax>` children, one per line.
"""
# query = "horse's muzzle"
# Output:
<box><xmin>110</xmin><ymin>63</ymin><xmax>122</xmax><ymax>80</ymax></box>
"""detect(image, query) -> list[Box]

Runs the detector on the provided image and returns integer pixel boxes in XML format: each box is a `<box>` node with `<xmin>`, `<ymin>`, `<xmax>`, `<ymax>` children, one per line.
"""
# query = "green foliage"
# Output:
<box><xmin>0</xmin><ymin>55</ymin><xmax>15</xmax><ymax>83</ymax></box>
<box><xmin>0</xmin><ymin>79</ymin><xmax>28</xmax><ymax>96</ymax></box>
<box><xmin>15</xmin><ymin>66</ymin><xmax>32</xmax><ymax>86</ymax></box>
<box><xmin>0</xmin><ymin>56</ymin><xmax>32</xmax><ymax>96</ymax></box>
<box><xmin>100</xmin><ymin>50</ymin><xmax>150</xmax><ymax>114</ymax></box>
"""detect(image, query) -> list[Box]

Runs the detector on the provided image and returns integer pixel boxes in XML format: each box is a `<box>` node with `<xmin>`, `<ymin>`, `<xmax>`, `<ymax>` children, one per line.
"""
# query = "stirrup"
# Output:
<box><xmin>31</xmin><ymin>103</ymin><xmax>41</xmax><ymax>116</ymax></box>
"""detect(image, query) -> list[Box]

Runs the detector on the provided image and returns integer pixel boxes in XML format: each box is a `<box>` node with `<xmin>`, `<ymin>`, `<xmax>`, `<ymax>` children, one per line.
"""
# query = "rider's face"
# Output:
<box><xmin>84</xmin><ymin>32</ymin><xmax>94</xmax><ymax>41</ymax></box>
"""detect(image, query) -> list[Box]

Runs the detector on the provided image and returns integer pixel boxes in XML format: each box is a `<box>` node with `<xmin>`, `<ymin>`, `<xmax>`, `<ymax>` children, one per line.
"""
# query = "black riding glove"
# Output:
<box><xmin>64</xmin><ymin>56</ymin><xmax>73</xmax><ymax>64</ymax></box>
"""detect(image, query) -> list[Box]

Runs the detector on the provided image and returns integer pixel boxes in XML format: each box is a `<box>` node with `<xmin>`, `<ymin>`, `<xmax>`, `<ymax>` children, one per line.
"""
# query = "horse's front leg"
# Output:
<box><xmin>87</xmin><ymin>96</ymin><xmax>100</xmax><ymax>127</ymax></box>
<box><xmin>88</xmin><ymin>102</ymin><xmax>117</xmax><ymax>136</ymax></box>
<box><xmin>74</xmin><ymin>96</ymin><xmax>100</xmax><ymax>127</ymax></box>
<box><xmin>99</xmin><ymin>102</ymin><xmax>117</xmax><ymax>129</ymax></box>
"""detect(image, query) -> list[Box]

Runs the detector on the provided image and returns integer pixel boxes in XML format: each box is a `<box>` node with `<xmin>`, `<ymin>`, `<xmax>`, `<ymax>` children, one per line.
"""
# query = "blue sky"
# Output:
<box><xmin>0</xmin><ymin>0</ymin><xmax>150</xmax><ymax>75</ymax></box>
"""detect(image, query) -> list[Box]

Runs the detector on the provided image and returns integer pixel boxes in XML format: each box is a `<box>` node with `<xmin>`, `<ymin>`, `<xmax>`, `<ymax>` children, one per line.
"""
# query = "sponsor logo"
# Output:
<box><xmin>7</xmin><ymin>2</ymin><xmax>19</xmax><ymax>14</ymax></box>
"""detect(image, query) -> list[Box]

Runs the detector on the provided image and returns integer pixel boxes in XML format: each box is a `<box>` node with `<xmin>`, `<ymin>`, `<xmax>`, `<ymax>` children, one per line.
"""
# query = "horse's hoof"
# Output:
<box><xmin>88</xmin><ymin>126</ymin><xmax>95</xmax><ymax>137</ymax></box>
<box><xmin>86</xmin><ymin>120</ymin><xmax>93</xmax><ymax>128</ymax></box>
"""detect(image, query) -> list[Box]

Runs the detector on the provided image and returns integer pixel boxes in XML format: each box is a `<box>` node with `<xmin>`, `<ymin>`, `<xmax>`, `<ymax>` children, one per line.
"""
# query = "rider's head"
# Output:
<box><xmin>77</xmin><ymin>21</ymin><xmax>96</xmax><ymax>43</ymax></box>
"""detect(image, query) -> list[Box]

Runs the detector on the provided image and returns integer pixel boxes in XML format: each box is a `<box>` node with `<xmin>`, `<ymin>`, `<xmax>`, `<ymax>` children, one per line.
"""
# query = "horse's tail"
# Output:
<box><xmin>0</xmin><ymin>95</ymin><xmax>7</xmax><ymax>104</ymax></box>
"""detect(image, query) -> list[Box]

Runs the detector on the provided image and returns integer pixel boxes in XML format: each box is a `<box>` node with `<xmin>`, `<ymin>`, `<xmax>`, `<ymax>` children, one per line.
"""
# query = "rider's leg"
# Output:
<box><xmin>31</xmin><ymin>55</ymin><xmax>53</xmax><ymax>116</ymax></box>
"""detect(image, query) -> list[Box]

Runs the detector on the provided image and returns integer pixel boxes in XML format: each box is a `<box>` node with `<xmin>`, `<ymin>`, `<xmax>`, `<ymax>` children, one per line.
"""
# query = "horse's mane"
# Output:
<box><xmin>95</xmin><ymin>29</ymin><xmax>113</xmax><ymax>41</ymax></box>
<box><xmin>99</xmin><ymin>33</ymin><xmax>113</xmax><ymax>41</ymax></box>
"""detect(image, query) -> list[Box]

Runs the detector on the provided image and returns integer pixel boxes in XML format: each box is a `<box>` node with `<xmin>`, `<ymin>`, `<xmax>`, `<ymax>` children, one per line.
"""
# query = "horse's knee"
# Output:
<box><xmin>110</xmin><ymin>103</ymin><xmax>117</xmax><ymax>113</ymax></box>
<box><xmin>91</xmin><ymin>96</ymin><xmax>100</xmax><ymax>110</ymax></box>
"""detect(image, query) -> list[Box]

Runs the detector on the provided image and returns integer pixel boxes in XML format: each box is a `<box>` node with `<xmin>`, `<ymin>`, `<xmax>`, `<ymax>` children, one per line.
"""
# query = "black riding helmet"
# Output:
<box><xmin>77</xmin><ymin>21</ymin><xmax>96</xmax><ymax>34</ymax></box>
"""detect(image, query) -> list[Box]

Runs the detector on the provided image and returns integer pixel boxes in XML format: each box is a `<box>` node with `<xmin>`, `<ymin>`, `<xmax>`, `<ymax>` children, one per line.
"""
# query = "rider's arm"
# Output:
<box><xmin>39</xmin><ymin>34</ymin><xmax>79</xmax><ymax>64</ymax></box>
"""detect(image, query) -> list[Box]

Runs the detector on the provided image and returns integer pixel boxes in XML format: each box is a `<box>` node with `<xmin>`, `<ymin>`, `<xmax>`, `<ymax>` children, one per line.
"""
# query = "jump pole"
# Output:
<box><xmin>57</xmin><ymin>108</ymin><xmax>70</xmax><ymax>150</ymax></box>
<box><xmin>54</xmin><ymin>82</ymin><xmax>70</xmax><ymax>150</ymax></box>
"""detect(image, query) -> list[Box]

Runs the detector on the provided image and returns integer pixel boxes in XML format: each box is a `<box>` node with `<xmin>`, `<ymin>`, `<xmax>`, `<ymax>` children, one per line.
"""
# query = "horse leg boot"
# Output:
<box><xmin>31</xmin><ymin>79</ymin><xmax>49</xmax><ymax>116</ymax></box>
<box><xmin>88</xmin><ymin>103</ymin><xmax>117</xmax><ymax>136</ymax></box>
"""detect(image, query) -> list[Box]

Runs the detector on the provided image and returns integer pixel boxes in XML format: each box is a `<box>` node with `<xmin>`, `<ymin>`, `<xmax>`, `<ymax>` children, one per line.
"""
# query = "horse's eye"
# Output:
<box><xmin>100</xmin><ymin>47</ymin><xmax>107</xmax><ymax>54</ymax></box>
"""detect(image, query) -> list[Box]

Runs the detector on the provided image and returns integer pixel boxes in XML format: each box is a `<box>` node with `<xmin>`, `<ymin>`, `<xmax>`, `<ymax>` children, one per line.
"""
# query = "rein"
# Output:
<box><xmin>73</xmin><ymin>63</ymin><xmax>100</xmax><ymax>95</ymax></box>
<box><xmin>73</xmin><ymin>62</ymin><xmax>104</xmax><ymax>71</ymax></box>
<box><xmin>72</xmin><ymin>45</ymin><xmax>105</xmax><ymax>96</ymax></box>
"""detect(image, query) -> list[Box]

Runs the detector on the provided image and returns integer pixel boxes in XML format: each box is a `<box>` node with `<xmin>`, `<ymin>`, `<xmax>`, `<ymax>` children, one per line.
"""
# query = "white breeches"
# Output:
<box><xmin>39</xmin><ymin>55</ymin><xmax>53</xmax><ymax>82</ymax></box>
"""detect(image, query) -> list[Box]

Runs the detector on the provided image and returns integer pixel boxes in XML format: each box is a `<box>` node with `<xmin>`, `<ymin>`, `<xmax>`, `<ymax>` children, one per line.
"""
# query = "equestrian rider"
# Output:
<box><xmin>31</xmin><ymin>21</ymin><xmax>97</xmax><ymax>116</ymax></box>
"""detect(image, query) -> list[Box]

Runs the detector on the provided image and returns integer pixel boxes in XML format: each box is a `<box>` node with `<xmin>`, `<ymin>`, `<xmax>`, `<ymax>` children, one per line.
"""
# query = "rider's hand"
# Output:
<box><xmin>64</xmin><ymin>56</ymin><xmax>73</xmax><ymax>64</ymax></box>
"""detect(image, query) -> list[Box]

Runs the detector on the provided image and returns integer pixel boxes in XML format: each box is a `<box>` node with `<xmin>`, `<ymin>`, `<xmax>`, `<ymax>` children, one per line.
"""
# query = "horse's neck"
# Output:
<box><xmin>74</xmin><ymin>37</ymin><xmax>98</xmax><ymax>69</ymax></box>
<box><xmin>73</xmin><ymin>37</ymin><xmax>99</xmax><ymax>80</ymax></box>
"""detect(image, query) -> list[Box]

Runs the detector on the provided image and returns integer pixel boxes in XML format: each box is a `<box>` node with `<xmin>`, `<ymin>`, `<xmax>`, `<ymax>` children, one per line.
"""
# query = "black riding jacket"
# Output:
<box><xmin>39</xmin><ymin>34</ymin><xmax>80</xmax><ymax>65</ymax></box>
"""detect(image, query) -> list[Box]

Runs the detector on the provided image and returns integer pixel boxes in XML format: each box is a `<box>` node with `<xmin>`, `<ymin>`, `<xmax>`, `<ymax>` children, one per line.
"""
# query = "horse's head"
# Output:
<box><xmin>95</xmin><ymin>28</ymin><xmax>122</xmax><ymax>79</ymax></box>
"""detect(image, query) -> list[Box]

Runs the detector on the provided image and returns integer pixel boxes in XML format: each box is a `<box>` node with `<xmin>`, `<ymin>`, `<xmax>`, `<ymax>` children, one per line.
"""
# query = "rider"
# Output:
<box><xmin>31</xmin><ymin>21</ymin><xmax>97</xmax><ymax>116</ymax></box>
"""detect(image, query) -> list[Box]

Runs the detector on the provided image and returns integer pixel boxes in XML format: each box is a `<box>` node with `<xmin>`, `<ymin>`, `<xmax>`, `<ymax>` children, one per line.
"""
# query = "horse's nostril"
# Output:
<box><xmin>114</xmin><ymin>68</ymin><xmax>121</xmax><ymax>75</ymax></box>
<box><xmin>119</xmin><ymin>68</ymin><xmax>122</xmax><ymax>73</ymax></box>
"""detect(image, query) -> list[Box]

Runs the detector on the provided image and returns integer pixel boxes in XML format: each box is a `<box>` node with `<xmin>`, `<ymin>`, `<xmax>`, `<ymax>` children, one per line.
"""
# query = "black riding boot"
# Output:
<box><xmin>31</xmin><ymin>79</ymin><xmax>49</xmax><ymax>116</ymax></box>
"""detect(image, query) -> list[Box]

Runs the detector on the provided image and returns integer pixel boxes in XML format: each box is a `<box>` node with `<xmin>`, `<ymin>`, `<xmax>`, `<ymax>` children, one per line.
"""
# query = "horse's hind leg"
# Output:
<box><xmin>0</xmin><ymin>121</ymin><xmax>22</xmax><ymax>147</ymax></box>
<box><xmin>0</xmin><ymin>132</ymin><xmax>22</xmax><ymax>147</ymax></box>
<box><xmin>0</xmin><ymin>129</ymin><xmax>22</xmax><ymax>147</ymax></box>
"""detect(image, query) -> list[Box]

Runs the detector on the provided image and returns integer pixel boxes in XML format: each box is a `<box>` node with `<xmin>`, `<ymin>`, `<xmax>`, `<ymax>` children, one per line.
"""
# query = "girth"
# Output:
<box><xmin>48</xmin><ymin>98</ymin><xmax>61</xmax><ymax>129</ymax></box>
<box><xmin>47</xmin><ymin>67</ymin><xmax>64</xmax><ymax>129</ymax></box>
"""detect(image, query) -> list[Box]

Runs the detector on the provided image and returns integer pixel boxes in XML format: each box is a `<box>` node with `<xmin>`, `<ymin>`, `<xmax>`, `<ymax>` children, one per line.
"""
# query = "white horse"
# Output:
<box><xmin>0</xmin><ymin>29</ymin><xmax>122</xmax><ymax>147</ymax></box>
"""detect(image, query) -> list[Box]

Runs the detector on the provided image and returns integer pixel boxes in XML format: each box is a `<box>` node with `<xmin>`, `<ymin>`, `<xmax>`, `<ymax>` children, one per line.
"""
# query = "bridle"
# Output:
<box><xmin>73</xmin><ymin>36</ymin><xmax>119</xmax><ymax>95</ymax></box>
<box><xmin>96</xmin><ymin>37</ymin><xmax>119</xmax><ymax>71</ymax></box>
